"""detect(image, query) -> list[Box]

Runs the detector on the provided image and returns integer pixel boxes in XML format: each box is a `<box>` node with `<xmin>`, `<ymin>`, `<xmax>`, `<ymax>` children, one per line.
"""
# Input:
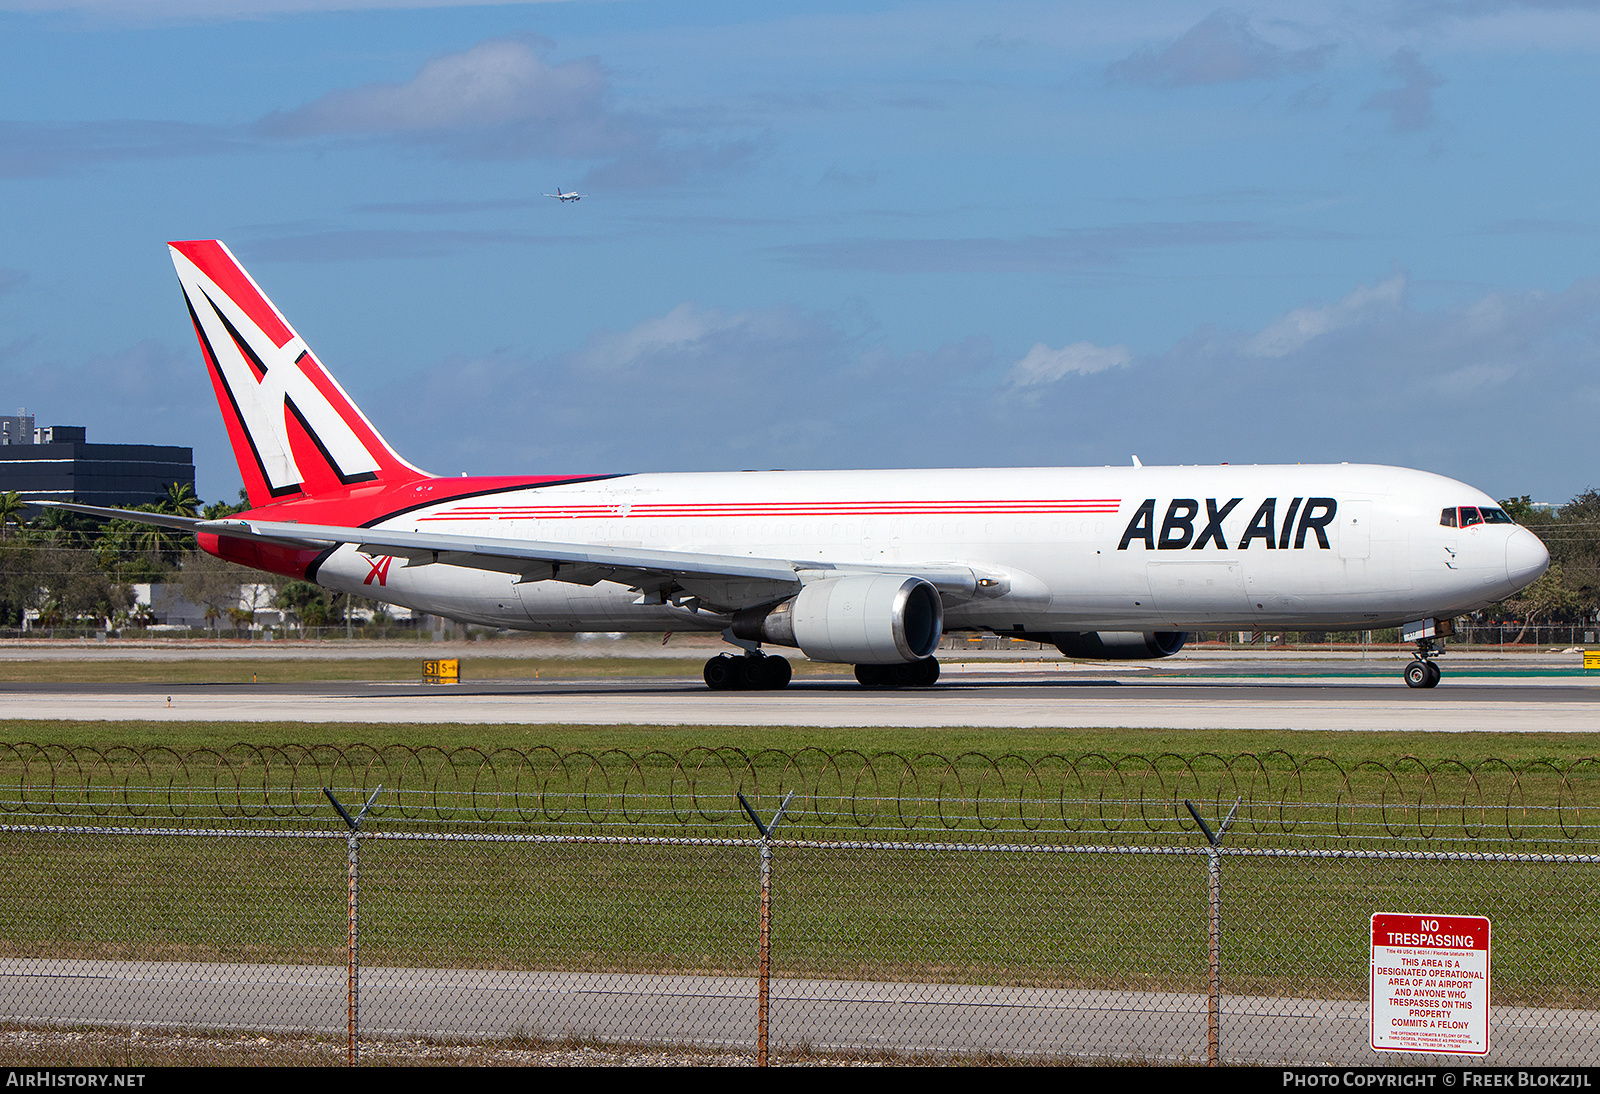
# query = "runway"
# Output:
<box><xmin>1</xmin><ymin>661</ymin><xmax>1596</xmax><ymax>731</ymax></box>
<box><xmin>4</xmin><ymin>958</ymin><xmax>1593</xmax><ymax>1064</ymax></box>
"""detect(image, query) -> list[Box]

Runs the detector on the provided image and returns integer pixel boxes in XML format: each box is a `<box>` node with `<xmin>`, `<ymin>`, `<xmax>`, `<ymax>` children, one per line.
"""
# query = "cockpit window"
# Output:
<box><xmin>1442</xmin><ymin>505</ymin><xmax>1515</xmax><ymax>528</ymax></box>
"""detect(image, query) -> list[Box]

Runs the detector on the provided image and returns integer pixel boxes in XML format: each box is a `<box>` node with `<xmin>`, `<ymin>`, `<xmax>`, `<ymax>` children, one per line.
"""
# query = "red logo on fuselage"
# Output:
<box><xmin>363</xmin><ymin>555</ymin><xmax>394</xmax><ymax>586</ymax></box>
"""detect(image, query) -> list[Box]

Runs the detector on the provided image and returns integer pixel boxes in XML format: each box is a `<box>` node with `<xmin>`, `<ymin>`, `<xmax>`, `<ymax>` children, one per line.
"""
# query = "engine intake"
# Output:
<box><xmin>1050</xmin><ymin>631</ymin><xmax>1188</xmax><ymax>660</ymax></box>
<box><xmin>732</xmin><ymin>575</ymin><xmax>943</xmax><ymax>664</ymax></box>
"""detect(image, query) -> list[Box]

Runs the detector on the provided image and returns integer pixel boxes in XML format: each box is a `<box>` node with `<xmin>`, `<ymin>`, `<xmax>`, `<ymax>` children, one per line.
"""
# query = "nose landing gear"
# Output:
<box><xmin>1404</xmin><ymin>638</ymin><xmax>1444</xmax><ymax>689</ymax></box>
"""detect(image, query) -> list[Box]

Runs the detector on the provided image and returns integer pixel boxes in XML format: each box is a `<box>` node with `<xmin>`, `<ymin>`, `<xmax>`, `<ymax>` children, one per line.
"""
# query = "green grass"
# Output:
<box><xmin>1</xmin><ymin>718</ymin><xmax>1598</xmax><ymax>762</ymax></box>
<box><xmin>3</xmin><ymin>829</ymin><xmax>1594</xmax><ymax>1009</ymax></box>
<box><xmin>2</xmin><ymin>719</ymin><xmax>1598</xmax><ymax>1017</ymax></box>
<box><xmin>3</xmin><ymin>726</ymin><xmax>1598</xmax><ymax>846</ymax></box>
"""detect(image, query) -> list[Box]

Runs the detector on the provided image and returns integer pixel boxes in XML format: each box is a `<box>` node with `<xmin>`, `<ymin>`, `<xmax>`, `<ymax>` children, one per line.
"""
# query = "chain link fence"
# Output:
<box><xmin>2</xmin><ymin>746</ymin><xmax>1597</xmax><ymax>1066</ymax></box>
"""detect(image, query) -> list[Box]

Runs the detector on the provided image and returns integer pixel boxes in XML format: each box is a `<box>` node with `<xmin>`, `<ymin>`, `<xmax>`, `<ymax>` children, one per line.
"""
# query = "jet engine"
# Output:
<box><xmin>1050</xmin><ymin>630</ymin><xmax>1188</xmax><ymax>660</ymax></box>
<box><xmin>731</xmin><ymin>575</ymin><xmax>943</xmax><ymax>664</ymax></box>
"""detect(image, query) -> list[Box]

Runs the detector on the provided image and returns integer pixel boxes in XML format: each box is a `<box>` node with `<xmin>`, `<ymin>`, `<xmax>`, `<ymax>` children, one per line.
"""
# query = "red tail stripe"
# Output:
<box><xmin>171</xmin><ymin>240</ymin><xmax>295</xmax><ymax>349</ymax></box>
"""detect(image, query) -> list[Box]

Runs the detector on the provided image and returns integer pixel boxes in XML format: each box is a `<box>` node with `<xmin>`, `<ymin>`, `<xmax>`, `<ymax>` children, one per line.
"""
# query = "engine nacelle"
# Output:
<box><xmin>1050</xmin><ymin>630</ymin><xmax>1188</xmax><ymax>660</ymax></box>
<box><xmin>732</xmin><ymin>575</ymin><xmax>943</xmax><ymax>664</ymax></box>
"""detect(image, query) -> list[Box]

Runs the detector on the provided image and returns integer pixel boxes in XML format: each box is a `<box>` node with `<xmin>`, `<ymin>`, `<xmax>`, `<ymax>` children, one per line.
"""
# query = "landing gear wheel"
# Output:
<box><xmin>854</xmin><ymin>663</ymin><xmax>889</xmax><ymax>687</ymax></box>
<box><xmin>762</xmin><ymin>656</ymin><xmax>793</xmax><ymax>689</ymax></box>
<box><xmin>894</xmin><ymin>657</ymin><xmax>939</xmax><ymax>686</ymax></box>
<box><xmin>705</xmin><ymin>653</ymin><xmax>792</xmax><ymax>690</ymax></box>
<box><xmin>738</xmin><ymin>656</ymin><xmax>769</xmax><ymax>690</ymax></box>
<box><xmin>855</xmin><ymin>659</ymin><xmax>939</xmax><ymax>687</ymax></box>
<box><xmin>704</xmin><ymin>654</ymin><xmax>738</xmax><ymax>690</ymax></box>
<box><xmin>1406</xmin><ymin>635</ymin><xmax>1445</xmax><ymax>690</ymax></box>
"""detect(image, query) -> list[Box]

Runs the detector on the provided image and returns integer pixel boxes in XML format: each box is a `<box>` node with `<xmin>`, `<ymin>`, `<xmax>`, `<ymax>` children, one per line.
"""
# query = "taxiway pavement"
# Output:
<box><xmin>3</xmin><ymin>958</ymin><xmax>1591</xmax><ymax>1064</ymax></box>
<box><xmin>1</xmin><ymin>663</ymin><xmax>1596</xmax><ymax>731</ymax></box>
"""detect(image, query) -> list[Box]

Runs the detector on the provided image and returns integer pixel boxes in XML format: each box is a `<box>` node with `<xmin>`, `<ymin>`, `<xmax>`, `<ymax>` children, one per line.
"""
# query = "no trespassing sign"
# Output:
<box><xmin>1371</xmin><ymin>912</ymin><xmax>1491</xmax><ymax>1055</ymax></box>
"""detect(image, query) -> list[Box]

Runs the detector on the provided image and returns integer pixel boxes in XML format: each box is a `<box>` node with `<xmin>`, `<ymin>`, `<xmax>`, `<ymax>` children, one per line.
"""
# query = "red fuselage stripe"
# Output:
<box><xmin>414</xmin><ymin>499</ymin><xmax>1123</xmax><ymax>521</ymax></box>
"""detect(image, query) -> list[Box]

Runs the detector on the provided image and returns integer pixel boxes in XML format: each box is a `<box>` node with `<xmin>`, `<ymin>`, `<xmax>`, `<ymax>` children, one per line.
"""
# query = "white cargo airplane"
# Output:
<box><xmin>544</xmin><ymin>189</ymin><xmax>584</xmax><ymax>202</ymax></box>
<box><xmin>59</xmin><ymin>241</ymin><xmax>1551</xmax><ymax>690</ymax></box>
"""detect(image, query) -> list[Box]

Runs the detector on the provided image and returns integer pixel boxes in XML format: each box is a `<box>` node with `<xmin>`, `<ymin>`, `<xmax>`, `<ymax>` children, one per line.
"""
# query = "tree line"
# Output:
<box><xmin>0</xmin><ymin>486</ymin><xmax>364</xmax><ymax>630</ymax></box>
<box><xmin>1493</xmin><ymin>492</ymin><xmax>1600</xmax><ymax>640</ymax></box>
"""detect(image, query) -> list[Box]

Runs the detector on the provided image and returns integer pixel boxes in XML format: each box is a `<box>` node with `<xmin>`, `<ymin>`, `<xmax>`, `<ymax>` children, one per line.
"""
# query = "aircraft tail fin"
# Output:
<box><xmin>169</xmin><ymin>240</ymin><xmax>428</xmax><ymax>508</ymax></box>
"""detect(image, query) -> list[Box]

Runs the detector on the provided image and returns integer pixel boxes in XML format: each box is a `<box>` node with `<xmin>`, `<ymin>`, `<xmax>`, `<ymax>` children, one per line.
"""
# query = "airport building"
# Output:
<box><xmin>0</xmin><ymin>409</ymin><xmax>195</xmax><ymax>509</ymax></box>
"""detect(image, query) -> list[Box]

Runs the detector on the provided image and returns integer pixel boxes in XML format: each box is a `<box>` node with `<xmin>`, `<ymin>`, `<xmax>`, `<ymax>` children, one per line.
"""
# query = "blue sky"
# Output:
<box><xmin>3</xmin><ymin>0</ymin><xmax>1599</xmax><ymax>505</ymax></box>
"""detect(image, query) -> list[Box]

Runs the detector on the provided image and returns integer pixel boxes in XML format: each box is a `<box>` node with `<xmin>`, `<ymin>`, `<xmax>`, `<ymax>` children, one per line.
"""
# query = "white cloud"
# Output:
<box><xmin>375</xmin><ymin>301</ymin><xmax>881</xmax><ymax>472</ymax></box>
<box><xmin>1006</xmin><ymin>341</ymin><xmax>1133</xmax><ymax>386</ymax></box>
<box><xmin>327</xmin><ymin>268</ymin><xmax>1600</xmax><ymax>504</ymax></box>
<box><xmin>261</xmin><ymin>40</ymin><xmax>614</xmax><ymax>142</ymax></box>
<box><xmin>577</xmin><ymin>304</ymin><xmax>741</xmax><ymax>372</ymax></box>
<box><xmin>1107</xmin><ymin>10</ymin><xmax>1330</xmax><ymax>88</ymax></box>
<box><xmin>1362</xmin><ymin>48</ymin><xmax>1445</xmax><ymax>133</ymax></box>
<box><xmin>253</xmin><ymin>36</ymin><xmax>755</xmax><ymax>179</ymax></box>
<box><xmin>1244</xmin><ymin>273</ymin><xmax>1406</xmax><ymax>357</ymax></box>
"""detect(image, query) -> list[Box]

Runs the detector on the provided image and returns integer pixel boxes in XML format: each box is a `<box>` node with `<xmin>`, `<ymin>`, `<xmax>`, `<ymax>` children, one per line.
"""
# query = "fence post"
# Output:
<box><xmin>325</xmin><ymin>785</ymin><xmax>382</xmax><ymax>1067</ymax></box>
<box><xmin>739</xmin><ymin>789</ymin><xmax>794</xmax><ymax>1067</ymax></box>
<box><xmin>1186</xmin><ymin>797</ymin><xmax>1240</xmax><ymax>1067</ymax></box>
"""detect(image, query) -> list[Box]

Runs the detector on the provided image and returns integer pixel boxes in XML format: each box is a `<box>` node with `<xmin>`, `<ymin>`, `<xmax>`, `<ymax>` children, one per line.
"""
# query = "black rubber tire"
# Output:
<box><xmin>1404</xmin><ymin>661</ymin><xmax>1429</xmax><ymax>689</ymax></box>
<box><xmin>854</xmin><ymin>663</ymin><xmax>889</xmax><ymax>687</ymax></box>
<box><xmin>738</xmin><ymin>656</ymin><xmax>770</xmax><ymax>690</ymax></box>
<box><xmin>1423</xmin><ymin>660</ymin><xmax>1442</xmax><ymax>688</ymax></box>
<box><xmin>889</xmin><ymin>661</ymin><xmax>923</xmax><ymax>687</ymax></box>
<box><xmin>763</xmin><ymin>656</ymin><xmax>792</xmax><ymax>689</ymax></box>
<box><xmin>704</xmin><ymin>655</ymin><xmax>737</xmax><ymax>690</ymax></box>
<box><xmin>856</xmin><ymin>660</ymin><xmax>937</xmax><ymax>687</ymax></box>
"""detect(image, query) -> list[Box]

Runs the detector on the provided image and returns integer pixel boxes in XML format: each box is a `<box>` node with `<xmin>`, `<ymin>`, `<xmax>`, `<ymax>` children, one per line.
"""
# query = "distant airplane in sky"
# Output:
<box><xmin>544</xmin><ymin>189</ymin><xmax>584</xmax><ymax>202</ymax></box>
<box><xmin>57</xmin><ymin>241</ymin><xmax>1550</xmax><ymax>692</ymax></box>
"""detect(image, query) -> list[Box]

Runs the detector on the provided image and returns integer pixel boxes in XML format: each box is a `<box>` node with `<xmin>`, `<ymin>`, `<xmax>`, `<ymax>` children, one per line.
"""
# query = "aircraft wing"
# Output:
<box><xmin>49</xmin><ymin>503</ymin><xmax>989</xmax><ymax>609</ymax></box>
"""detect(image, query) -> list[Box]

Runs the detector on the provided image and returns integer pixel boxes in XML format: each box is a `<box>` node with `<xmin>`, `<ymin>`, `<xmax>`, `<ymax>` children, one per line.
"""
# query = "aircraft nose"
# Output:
<box><xmin>1506</xmin><ymin>527</ymin><xmax>1550</xmax><ymax>590</ymax></box>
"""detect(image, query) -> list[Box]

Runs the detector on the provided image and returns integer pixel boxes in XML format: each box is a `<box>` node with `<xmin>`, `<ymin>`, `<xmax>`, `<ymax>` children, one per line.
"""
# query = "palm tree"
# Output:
<box><xmin>0</xmin><ymin>491</ymin><xmax>25</xmax><ymax>540</ymax></box>
<box><xmin>202</xmin><ymin>489</ymin><xmax>250</xmax><ymax>520</ymax></box>
<box><xmin>162</xmin><ymin>482</ymin><xmax>200</xmax><ymax>517</ymax></box>
<box><xmin>126</xmin><ymin>509</ymin><xmax>180</xmax><ymax>559</ymax></box>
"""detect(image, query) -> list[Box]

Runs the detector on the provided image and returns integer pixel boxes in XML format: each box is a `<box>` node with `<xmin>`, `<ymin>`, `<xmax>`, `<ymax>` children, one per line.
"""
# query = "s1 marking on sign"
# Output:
<box><xmin>1371</xmin><ymin>912</ymin><xmax>1490</xmax><ymax>1055</ymax></box>
<box><xmin>423</xmin><ymin>659</ymin><xmax>459</xmax><ymax>684</ymax></box>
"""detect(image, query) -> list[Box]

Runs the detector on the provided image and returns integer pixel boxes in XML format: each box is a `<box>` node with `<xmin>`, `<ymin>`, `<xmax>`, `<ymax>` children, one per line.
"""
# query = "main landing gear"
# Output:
<box><xmin>854</xmin><ymin>658</ymin><xmax>940</xmax><ymax>688</ymax></box>
<box><xmin>1404</xmin><ymin>638</ymin><xmax>1444</xmax><ymax>689</ymax></box>
<box><xmin>703</xmin><ymin>652</ymin><xmax>792</xmax><ymax>691</ymax></box>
